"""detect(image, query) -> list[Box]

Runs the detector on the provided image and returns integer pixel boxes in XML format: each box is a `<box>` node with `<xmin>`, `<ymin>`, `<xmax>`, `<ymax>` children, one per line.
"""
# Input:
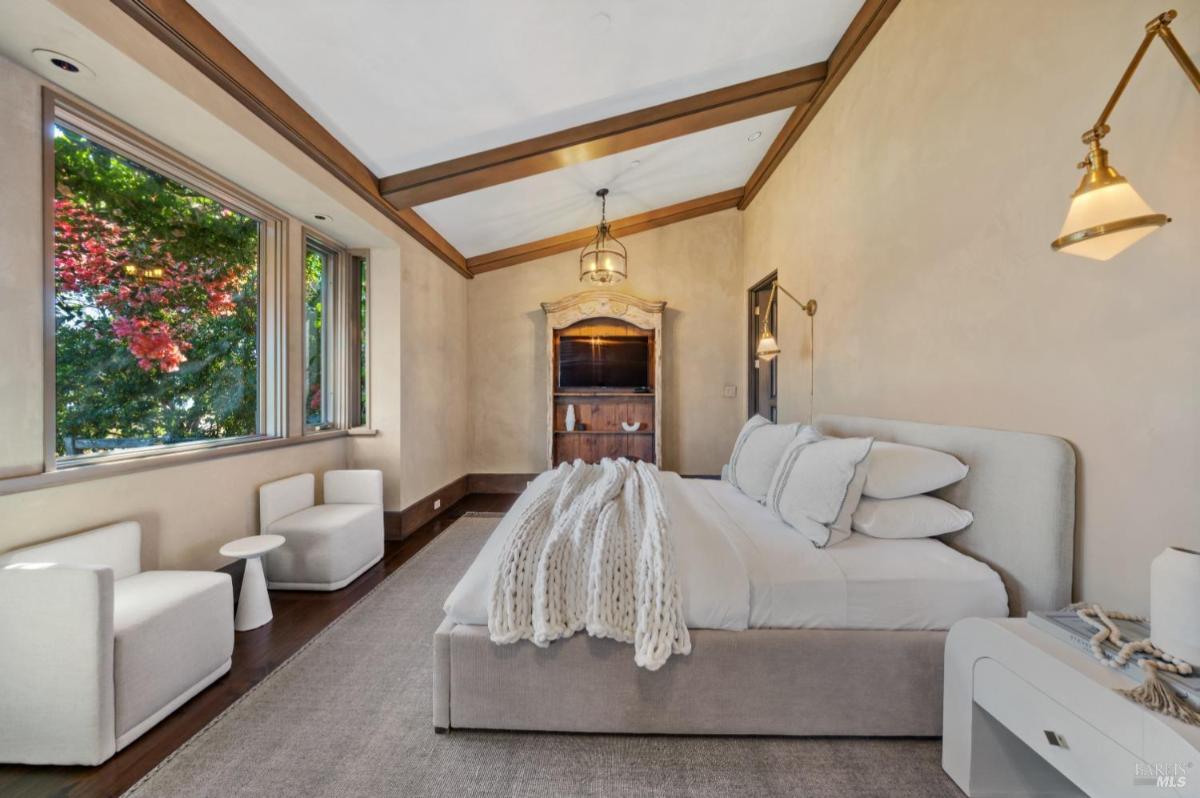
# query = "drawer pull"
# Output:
<box><xmin>1043</xmin><ymin>730</ymin><xmax>1068</xmax><ymax>748</ymax></box>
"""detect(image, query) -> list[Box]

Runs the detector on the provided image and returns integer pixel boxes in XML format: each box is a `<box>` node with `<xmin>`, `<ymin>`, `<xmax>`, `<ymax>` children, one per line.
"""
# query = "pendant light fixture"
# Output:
<box><xmin>579</xmin><ymin>188</ymin><xmax>627</xmax><ymax>285</ymax></box>
<box><xmin>1051</xmin><ymin>10</ymin><xmax>1199</xmax><ymax>261</ymax></box>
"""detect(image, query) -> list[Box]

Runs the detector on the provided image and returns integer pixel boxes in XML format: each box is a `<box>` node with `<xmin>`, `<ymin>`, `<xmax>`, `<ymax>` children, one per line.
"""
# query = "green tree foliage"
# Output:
<box><xmin>54</xmin><ymin>126</ymin><xmax>259</xmax><ymax>455</ymax></box>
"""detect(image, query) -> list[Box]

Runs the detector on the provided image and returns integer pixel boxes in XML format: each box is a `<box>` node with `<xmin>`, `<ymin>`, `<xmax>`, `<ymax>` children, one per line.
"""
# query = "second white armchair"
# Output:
<box><xmin>258</xmin><ymin>470</ymin><xmax>384</xmax><ymax>591</ymax></box>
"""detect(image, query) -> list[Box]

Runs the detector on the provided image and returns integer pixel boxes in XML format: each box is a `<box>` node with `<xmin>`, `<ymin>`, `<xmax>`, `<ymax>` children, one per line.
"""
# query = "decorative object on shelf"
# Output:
<box><xmin>1072</xmin><ymin>602</ymin><xmax>1200</xmax><ymax>725</ymax></box>
<box><xmin>755</xmin><ymin>278</ymin><xmax>819</xmax><ymax>422</ymax></box>
<box><xmin>621</xmin><ymin>421</ymin><xmax>641</xmax><ymax>432</ymax></box>
<box><xmin>1051</xmin><ymin>9</ymin><xmax>1199</xmax><ymax>260</ymax></box>
<box><xmin>579</xmin><ymin>188</ymin><xmax>627</xmax><ymax>285</ymax></box>
<box><xmin>565</xmin><ymin>404</ymin><xmax>576</xmax><ymax>432</ymax></box>
<box><xmin>1151</xmin><ymin>546</ymin><xmax>1200</xmax><ymax>667</ymax></box>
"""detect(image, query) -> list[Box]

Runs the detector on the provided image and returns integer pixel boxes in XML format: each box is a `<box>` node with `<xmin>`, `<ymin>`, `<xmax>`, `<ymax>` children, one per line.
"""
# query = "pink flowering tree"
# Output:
<box><xmin>54</xmin><ymin>127</ymin><xmax>259</xmax><ymax>454</ymax></box>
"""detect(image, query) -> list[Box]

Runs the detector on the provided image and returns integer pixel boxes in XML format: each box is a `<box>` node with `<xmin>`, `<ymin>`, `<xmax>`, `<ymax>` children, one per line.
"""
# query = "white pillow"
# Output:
<box><xmin>767</xmin><ymin>435</ymin><xmax>873</xmax><ymax>548</ymax></box>
<box><xmin>862</xmin><ymin>441</ymin><xmax>968</xmax><ymax>499</ymax></box>
<box><xmin>852</xmin><ymin>495</ymin><xmax>974</xmax><ymax>539</ymax></box>
<box><xmin>726</xmin><ymin>416</ymin><xmax>806</xmax><ymax>502</ymax></box>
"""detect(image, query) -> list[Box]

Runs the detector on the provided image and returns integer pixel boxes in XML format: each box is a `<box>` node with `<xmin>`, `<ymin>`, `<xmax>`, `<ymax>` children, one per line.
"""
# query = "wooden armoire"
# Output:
<box><xmin>541</xmin><ymin>291</ymin><xmax>665</xmax><ymax>468</ymax></box>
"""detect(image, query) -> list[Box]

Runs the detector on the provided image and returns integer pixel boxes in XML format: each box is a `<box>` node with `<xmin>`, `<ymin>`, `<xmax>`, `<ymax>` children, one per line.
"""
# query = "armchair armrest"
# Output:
<box><xmin>0</xmin><ymin>563</ymin><xmax>116</xmax><ymax>765</ymax></box>
<box><xmin>324</xmin><ymin>469</ymin><xmax>383</xmax><ymax>505</ymax></box>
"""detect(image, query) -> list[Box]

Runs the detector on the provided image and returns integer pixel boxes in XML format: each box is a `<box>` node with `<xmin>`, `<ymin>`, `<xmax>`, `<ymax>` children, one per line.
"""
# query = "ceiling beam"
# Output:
<box><xmin>467</xmin><ymin>188</ymin><xmax>743</xmax><ymax>275</ymax></box>
<box><xmin>739</xmin><ymin>0</ymin><xmax>901</xmax><ymax>209</ymax></box>
<box><xmin>110</xmin><ymin>0</ymin><xmax>472</xmax><ymax>277</ymax></box>
<box><xmin>380</xmin><ymin>65</ymin><xmax>827</xmax><ymax>209</ymax></box>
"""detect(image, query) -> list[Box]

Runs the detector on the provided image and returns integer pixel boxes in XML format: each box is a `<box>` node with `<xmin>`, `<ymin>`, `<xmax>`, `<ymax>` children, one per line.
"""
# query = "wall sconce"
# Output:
<box><xmin>1051</xmin><ymin>9</ymin><xmax>1199</xmax><ymax>260</ymax></box>
<box><xmin>756</xmin><ymin>281</ymin><xmax>817</xmax><ymax>362</ymax></box>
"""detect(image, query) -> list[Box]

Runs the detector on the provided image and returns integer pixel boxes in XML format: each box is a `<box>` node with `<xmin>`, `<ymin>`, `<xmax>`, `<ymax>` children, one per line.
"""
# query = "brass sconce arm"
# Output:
<box><xmin>1083</xmin><ymin>10</ymin><xmax>1200</xmax><ymax>147</ymax></box>
<box><xmin>768</xmin><ymin>282</ymin><xmax>817</xmax><ymax>320</ymax></box>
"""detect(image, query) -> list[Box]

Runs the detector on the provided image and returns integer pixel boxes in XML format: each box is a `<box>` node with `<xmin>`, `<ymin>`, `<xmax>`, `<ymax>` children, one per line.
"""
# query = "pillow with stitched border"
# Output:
<box><xmin>862</xmin><ymin>441</ymin><xmax>968</xmax><ymax>499</ymax></box>
<box><xmin>852</xmin><ymin>495</ymin><xmax>974</xmax><ymax>539</ymax></box>
<box><xmin>725</xmin><ymin>416</ymin><xmax>809</xmax><ymax>503</ymax></box>
<box><xmin>767</xmin><ymin>435</ymin><xmax>874</xmax><ymax>548</ymax></box>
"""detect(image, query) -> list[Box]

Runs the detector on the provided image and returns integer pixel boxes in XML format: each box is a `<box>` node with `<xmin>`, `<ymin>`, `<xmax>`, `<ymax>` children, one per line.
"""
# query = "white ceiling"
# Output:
<box><xmin>419</xmin><ymin>110</ymin><xmax>791</xmax><ymax>257</ymax></box>
<box><xmin>185</xmin><ymin>0</ymin><xmax>860</xmax><ymax>257</ymax></box>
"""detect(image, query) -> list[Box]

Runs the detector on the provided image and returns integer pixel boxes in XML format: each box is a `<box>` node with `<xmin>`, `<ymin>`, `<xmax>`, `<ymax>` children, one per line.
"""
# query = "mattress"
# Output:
<box><xmin>442</xmin><ymin>473</ymin><xmax>1008</xmax><ymax>632</ymax></box>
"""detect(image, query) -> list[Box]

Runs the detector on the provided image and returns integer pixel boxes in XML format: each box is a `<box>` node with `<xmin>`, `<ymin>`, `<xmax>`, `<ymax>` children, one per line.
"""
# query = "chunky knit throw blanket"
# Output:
<box><xmin>487</xmin><ymin>458</ymin><xmax>691</xmax><ymax>671</ymax></box>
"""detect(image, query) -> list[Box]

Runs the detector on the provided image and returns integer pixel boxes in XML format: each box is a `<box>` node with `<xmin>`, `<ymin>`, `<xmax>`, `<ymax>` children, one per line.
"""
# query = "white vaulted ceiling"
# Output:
<box><xmin>188</xmin><ymin>0</ymin><xmax>861</xmax><ymax>257</ymax></box>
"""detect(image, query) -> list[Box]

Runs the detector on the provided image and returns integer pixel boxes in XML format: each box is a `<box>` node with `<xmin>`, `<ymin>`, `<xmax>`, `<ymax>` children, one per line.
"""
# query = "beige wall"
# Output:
<box><xmin>468</xmin><ymin>210</ymin><xmax>745</xmax><ymax>476</ymax></box>
<box><xmin>0</xmin><ymin>440</ymin><xmax>346</xmax><ymax>571</ymax></box>
<box><xmin>398</xmin><ymin>236</ymin><xmax>470</xmax><ymax>506</ymax></box>
<box><xmin>742</xmin><ymin>0</ymin><xmax>1200</xmax><ymax>613</ymax></box>
<box><xmin>348</xmin><ymin>240</ymin><xmax>471</xmax><ymax>511</ymax></box>
<box><xmin>0</xmin><ymin>53</ymin><xmax>45</xmax><ymax>479</ymax></box>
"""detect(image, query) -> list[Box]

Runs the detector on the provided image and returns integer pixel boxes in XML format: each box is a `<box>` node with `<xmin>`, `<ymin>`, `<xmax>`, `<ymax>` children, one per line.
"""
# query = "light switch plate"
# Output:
<box><xmin>433</xmin><ymin>498</ymin><xmax>442</xmax><ymax>510</ymax></box>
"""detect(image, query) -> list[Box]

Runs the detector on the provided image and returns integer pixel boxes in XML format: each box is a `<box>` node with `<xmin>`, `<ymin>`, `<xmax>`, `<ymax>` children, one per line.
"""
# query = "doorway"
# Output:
<box><xmin>747</xmin><ymin>272</ymin><xmax>778</xmax><ymax>421</ymax></box>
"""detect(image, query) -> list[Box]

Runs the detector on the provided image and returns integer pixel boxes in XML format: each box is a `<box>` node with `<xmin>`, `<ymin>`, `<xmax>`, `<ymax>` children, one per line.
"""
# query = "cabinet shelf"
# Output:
<box><xmin>554</xmin><ymin>430</ymin><xmax>654</xmax><ymax>436</ymax></box>
<box><xmin>554</xmin><ymin>391</ymin><xmax>654</xmax><ymax>398</ymax></box>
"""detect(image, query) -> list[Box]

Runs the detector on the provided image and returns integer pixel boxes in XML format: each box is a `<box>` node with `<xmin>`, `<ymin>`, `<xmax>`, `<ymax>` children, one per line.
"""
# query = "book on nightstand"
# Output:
<box><xmin>1028</xmin><ymin>610</ymin><xmax>1200</xmax><ymax>711</ymax></box>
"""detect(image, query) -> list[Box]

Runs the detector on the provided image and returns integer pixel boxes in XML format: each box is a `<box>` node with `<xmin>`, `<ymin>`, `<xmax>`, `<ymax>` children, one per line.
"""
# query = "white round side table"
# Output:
<box><xmin>220</xmin><ymin>534</ymin><xmax>285</xmax><ymax>632</ymax></box>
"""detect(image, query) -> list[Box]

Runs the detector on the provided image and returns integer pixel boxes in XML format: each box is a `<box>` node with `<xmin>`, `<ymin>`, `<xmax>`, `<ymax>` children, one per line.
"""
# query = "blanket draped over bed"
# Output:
<box><xmin>487</xmin><ymin>458</ymin><xmax>691</xmax><ymax>670</ymax></box>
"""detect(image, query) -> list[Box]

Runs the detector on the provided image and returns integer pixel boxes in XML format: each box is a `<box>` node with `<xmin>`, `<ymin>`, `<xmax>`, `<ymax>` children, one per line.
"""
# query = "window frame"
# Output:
<box><xmin>301</xmin><ymin>228</ymin><xmax>359</xmax><ymax>434</ymax></box>
<box><xmin>42</xmin><ymin>90</ymin><xmax>292</xmax><ymax>474</ymax></box>
<box><xmin>349</xmin><ymin>251</ymin><xmax>370</xmax><ymax>430</ymax></box>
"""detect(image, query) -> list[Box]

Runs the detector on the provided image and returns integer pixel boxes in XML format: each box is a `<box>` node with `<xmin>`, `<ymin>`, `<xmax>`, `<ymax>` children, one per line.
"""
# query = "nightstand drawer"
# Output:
<box><xmin>974</xmin><ymin>657</ymin><xmax>1153</xmax><ymax>798</ymax></box>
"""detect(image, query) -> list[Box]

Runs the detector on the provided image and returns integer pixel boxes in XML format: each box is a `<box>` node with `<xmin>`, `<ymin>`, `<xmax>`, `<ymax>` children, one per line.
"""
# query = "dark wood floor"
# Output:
<box><xmin>0</xmin><ymin>493</ymin><xmax>518</xmax><ymax>798</ymax></box>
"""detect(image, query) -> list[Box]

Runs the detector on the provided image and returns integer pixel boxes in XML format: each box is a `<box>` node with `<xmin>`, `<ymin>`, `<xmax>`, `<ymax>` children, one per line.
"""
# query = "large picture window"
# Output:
<box><xmin>51</xmin><ymin>103</ymin><xmax>280</xmax><ymax>463</ymax></box>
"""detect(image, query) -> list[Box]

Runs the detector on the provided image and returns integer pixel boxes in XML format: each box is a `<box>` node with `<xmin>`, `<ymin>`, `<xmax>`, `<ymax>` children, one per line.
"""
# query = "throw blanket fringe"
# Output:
<box><xmin>488</xmin><ymin>458</ymin><xmax>691</xmax><ymax>670</ymax></box>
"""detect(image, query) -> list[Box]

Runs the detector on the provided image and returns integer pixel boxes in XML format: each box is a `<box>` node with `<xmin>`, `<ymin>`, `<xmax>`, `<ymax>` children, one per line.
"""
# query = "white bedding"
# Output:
<box><xmin>443</xmin><ymin>473</ymin><xmax>1008</xmax><ymax>631</ymax></box>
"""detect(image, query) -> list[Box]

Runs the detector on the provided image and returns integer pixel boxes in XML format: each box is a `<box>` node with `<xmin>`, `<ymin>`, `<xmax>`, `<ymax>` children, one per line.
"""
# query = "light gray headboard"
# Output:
<box><xmin>815</xmin><ymin>414</ymin><xmax>1075</xmax><ymax>617</ymax></box>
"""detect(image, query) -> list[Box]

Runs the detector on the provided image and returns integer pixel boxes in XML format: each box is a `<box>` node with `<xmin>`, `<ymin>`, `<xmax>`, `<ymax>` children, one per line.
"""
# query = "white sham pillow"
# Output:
<box><xmin>862</xmin><ymin>441</ymin><xmax>968</xmax><ymax>499</ymax></box>
<box><xmin>852</xmin><ymin>495</ymin><xmax>974</xmax><ymax>539</ymax></box>
<box><xmin>767</xmin><ymin>435</ymin><xmax>873</xmax><ymax>548</ymax></box>
<box><xmin>726</xmin><ymin>416</ymin><xmax>806</xmax><ymax>502</ymax></box>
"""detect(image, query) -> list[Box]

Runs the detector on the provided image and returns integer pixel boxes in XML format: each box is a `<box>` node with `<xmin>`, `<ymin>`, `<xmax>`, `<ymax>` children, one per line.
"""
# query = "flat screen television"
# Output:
<box><xmin>558</xmin><ymin>336</ymin><xmax>650</xmax><ymax>390</ymax></box>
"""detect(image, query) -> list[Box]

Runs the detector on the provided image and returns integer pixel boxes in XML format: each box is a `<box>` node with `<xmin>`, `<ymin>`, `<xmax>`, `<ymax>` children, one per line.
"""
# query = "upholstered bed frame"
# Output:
<box><xmin>433</xmin><ymin>414</ymin><xmax>1076</xmax><ymax>736</ymax></box>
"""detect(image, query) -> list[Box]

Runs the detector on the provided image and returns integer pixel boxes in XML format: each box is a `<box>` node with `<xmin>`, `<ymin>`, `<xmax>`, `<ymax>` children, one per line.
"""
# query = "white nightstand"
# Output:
<box><xmin>944</xmin><ymin>617</ymin><xmax>1199</xmax><ymax>797</ymax></box>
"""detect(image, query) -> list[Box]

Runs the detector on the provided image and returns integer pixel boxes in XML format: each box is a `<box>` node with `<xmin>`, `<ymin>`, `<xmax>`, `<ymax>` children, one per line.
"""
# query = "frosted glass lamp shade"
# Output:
<box><xmin>756</xmin><ymin>332</ymin><xmax>780</xmax><ymax>362</ymax></box>
<box><xmin>579</xmin><ymin>245</ymin><xmax>627</xmax><ymax>284</ymax></box>
<box><xmin>1053</xmin><ymin>179</ymin><xmax>1169</xmax><ymax>261</ymax></box>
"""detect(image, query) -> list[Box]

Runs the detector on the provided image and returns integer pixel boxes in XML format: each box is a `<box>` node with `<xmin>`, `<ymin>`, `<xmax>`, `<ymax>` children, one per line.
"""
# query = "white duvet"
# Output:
<box><xmin>443</xmin><ymin>472</ymin><xmax>1008</xmax><ymax>631</ymax></box>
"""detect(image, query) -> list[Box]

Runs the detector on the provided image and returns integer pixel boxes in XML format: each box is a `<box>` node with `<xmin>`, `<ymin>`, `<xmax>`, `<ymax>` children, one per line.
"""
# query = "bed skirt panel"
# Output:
<box><xmin>434</xmin><ymin>623</ymin><xmax>946</xmax><ymax>736</ymax></box>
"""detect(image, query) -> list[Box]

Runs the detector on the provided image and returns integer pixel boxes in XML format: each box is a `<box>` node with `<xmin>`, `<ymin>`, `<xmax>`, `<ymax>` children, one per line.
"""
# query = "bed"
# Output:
<box><xmin>433</xmin><ymin>414</ymin><xmax>1076</xmax><ymax>736</ymax></box>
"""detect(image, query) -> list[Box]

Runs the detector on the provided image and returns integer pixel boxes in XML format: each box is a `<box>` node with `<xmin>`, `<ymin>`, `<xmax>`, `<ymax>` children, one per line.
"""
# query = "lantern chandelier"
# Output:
<box><xmin>579</xmin><ymin>188</ymin><xmax>627</xmax><ymax>285</ymax></box>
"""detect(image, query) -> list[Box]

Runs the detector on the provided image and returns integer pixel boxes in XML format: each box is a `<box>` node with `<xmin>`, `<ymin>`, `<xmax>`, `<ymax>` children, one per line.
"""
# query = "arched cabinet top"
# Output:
<box><xmin>541</xmin><ymin>291</ymin><xmax>666</xmax><ymax>331</ymax></box>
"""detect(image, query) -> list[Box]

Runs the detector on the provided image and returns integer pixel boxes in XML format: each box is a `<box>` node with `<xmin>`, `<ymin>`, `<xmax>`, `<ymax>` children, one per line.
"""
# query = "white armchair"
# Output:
<box><xmin>259</xmin><ymin>470</ymin><xmax>384</xmax><ymax>591</ymax></box>
<box><xmin>0</xmin><ymin>522</ymin><xmax>233</xmax><ymax>765</ymax></box>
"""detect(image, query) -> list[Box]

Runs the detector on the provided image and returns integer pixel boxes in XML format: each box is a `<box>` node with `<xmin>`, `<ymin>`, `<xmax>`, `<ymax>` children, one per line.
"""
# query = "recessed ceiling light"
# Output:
<box><xmin>314</xmin><ymin>214</ymin><xmax>332</xmax><ymax>222</ymax></box>
<box><xmin>32</xmin><ymin>49</ymin><xmax>94</xmax><ymax>79</ymax></box>
<box><xmin>747</xmin><ymin>131</ymin><xmax>763</xmax><ymax>142</ymax></box>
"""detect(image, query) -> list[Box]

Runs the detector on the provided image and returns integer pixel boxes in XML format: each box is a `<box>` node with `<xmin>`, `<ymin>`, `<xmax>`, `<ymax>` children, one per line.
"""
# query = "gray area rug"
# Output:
<box><xmin>125</xmin><ymin>513</ymin><xmax>963</xmax><ymax>798</ymax></box>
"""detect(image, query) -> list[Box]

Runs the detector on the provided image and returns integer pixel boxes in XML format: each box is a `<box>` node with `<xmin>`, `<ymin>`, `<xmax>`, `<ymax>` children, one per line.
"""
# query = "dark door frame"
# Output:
<box><xmin>747</xmin><ymin>271</ymin><xmax>778</xmax><ymax>420</ymax></box>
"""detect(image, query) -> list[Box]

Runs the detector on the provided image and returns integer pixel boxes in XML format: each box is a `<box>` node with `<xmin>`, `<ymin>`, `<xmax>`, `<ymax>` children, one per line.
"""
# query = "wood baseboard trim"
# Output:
<box><xmin>467</xmin><ymin>473</ymin><xmax>539</xmax><ymax>494</ymax></box>
<box><xmin>385</xmin><ymin>473</ymin><xmax>537</xmax><ymax>540</ymax></box>
<box><xmin>388</xmin><ymin>475</ymin><xmax>469</xmax><ymax>540</ymax></box>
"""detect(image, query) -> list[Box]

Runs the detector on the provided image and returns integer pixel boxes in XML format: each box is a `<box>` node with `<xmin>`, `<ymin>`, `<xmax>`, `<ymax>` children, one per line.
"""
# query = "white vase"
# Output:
<box><xmin>1151</xmin><ymin>546</ymin><xmax>1200</xmax><ymax>667</ymax></box>
<box><xmin>565</xmin><ymin>404</ymin><xmax>576</xmax><ymax>432</ymax></box>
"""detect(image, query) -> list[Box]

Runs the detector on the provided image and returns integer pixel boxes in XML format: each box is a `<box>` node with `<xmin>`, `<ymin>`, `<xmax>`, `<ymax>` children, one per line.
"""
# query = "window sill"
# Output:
<box><xmin>0</xmin><ymin>431</ymin><xmax>348</xmax><ymax>497</ymax></box>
